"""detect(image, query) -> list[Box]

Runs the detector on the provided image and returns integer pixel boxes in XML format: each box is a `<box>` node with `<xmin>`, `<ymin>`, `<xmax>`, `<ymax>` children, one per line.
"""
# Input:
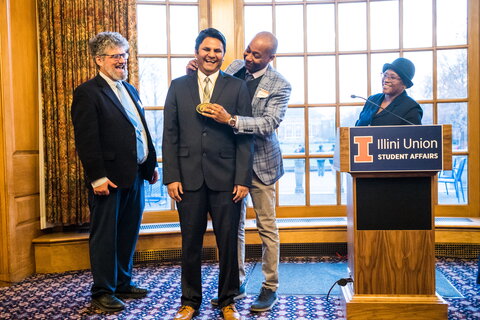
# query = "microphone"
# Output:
<box><xmin>351</xmin><ymin>94</ymin><xmax>415</xmax><ymax>125</ymax></box>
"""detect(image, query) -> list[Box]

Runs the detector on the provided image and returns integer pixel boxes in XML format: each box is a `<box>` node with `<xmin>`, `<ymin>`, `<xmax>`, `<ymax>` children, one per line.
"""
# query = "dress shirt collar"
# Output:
<box><xmin>197</xmin><ymin>69</ymin><xmax>220</xmax><ymax>85</ymax></box>
<box><xmin>99</xmin><ymin>71</ymin><xmax>121</xmax><ymax>92</ymax></box>
<box><xmin>248</xmin><ymin>65</ymin><xmax>268</xmax><ymax>79</ymax></box>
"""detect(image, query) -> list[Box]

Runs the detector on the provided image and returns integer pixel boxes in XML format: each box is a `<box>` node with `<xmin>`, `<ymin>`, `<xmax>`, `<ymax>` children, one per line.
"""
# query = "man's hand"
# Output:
<box><xmin>186</xmin><ymin>59</ymin><xmax>198</xmax><ymax>75</ymax></box>
<box><xmin>149</xmin><ymin>168</ymin><xmax>159</xmax><ymax>184</ymax></box>
<box><xmin>202</xmin><ymin>103</ymin><xmax>231</xmax><ymax>124</ymax></box>
<box><xmin>167</xmin><ymin>182</ymin><xmax>183</xmax><ymax>202</ymax></box>
<box><xmin>93</xmin><ymin>179</ymin><xmax>117</xmax><ymax>196</ymax></box>
<box><xmin>233</xmin><ymin>185</ymin><xmax>249</xmax><ymax>203</ymax></box>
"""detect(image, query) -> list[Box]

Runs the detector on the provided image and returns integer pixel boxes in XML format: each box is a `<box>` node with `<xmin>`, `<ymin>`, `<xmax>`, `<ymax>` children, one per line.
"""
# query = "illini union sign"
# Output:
<box><xmin>349</xmin><ymin>125</ymin><xmax>444</xmax><ymax>172</ymax></box>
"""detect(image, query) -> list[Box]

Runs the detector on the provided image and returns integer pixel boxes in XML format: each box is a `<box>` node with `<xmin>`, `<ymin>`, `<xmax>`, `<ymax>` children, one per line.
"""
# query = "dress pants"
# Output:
<box><xmin>177</xmin><ymin>183</ymin><xmax>240</xmax><ymax>309</ymax></box>
<box><xmin>238</xmin><ymin>173</ymin><xmax>279</xmax><ymax>290</ymax></box>
<box><xmin>88</xmin><ymin>173</ymin><xmax>144</xmax><ymax>297</ymax></box>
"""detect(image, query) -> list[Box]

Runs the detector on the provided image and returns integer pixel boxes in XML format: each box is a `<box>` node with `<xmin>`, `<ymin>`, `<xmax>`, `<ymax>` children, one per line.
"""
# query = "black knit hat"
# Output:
<box><xmin>382</xmin><ymin>57</ymin><xmax>415</xmax><ymax>88</ymax></box>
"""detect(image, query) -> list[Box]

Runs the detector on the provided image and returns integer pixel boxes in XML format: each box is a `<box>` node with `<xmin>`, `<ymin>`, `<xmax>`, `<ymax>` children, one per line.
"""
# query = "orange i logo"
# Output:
<box><xmin>353</xmin><ymin>136</ymin><xmax>373</xmax><ymax>163</ymax></box>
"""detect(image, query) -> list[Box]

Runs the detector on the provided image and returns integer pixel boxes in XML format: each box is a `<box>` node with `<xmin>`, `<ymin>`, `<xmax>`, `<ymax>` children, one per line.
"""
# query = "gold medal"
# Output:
<box><xmin>196</xmin><ymin>103</ymin><xmax>211</xmax><ymax>114</ymax></box>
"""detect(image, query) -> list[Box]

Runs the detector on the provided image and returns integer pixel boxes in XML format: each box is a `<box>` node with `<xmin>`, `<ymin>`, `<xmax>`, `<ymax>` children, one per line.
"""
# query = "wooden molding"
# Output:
<box><xmin>0</xmin><ymin>0</ymin><xmax>40</xmax><ymax>282</ymax></box>
<box><xmin>442</xmin><ymin>124</ymin><xmax>452</xmax><ymax>170</ymax></box>
<box><xmin>342</xmin><ymin>286</ymin><xmax>448</xmax><ymax>320</ymax></box>
<box><xmin>0</xmin><ymin>0</ymin><xmax>13</xmax><ymax>281</ymax></box>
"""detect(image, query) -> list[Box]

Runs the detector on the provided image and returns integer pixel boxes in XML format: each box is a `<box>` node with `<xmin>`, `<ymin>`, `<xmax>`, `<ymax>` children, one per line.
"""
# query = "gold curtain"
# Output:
<box><xmin>38</xmin><ymin>0</ymin><xmax>138</xmax><ymax>225</ymax></box>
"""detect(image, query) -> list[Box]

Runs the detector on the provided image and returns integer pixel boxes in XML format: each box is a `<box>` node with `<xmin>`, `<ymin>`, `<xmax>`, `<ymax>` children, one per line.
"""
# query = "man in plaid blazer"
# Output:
<box><xmin>199</xmin><ymin>31</ymin><xmax>291</xmax><ymax>312</ymax></box>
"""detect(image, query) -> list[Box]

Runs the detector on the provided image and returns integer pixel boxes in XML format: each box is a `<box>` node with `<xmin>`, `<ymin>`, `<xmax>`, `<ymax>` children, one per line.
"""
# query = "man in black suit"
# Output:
<box><xmin>71</xmin><ymin>32</ymin><xmax>158</xmax><ymax>312</ymax></box>
<box><xmin>163</xmin><ymin>28</ymin><xmax>253</xmax><ymax>320</ymax></box>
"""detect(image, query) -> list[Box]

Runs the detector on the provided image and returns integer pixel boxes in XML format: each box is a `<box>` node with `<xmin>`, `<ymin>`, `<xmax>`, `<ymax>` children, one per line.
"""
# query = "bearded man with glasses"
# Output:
<box><xmin>356</xmin><ymin>57</ymin><xmax>423</xmax><ymax>126</ymax></box>
<box><xmin>71</xmin><ymin>32</ymin><xmax>158</xmax><ymax>312</ymax></box>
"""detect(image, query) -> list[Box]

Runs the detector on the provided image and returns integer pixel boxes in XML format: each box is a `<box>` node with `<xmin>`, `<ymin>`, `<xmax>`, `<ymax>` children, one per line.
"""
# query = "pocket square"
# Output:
<box><xmin>256</xmin><ymin>88</ymin><xmax>269</xmax><ymax>98</ymax></box>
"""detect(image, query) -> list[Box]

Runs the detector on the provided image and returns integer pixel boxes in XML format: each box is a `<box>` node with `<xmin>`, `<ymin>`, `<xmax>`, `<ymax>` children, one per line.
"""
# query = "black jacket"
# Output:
<box><xmin>162</xmin><ymin>70</ymin><xmax>253</xmax><ymax>191</ymax></box>
<box><xmin>71</xmin><ymin>74</ymin><xmax>157</xmax><ymax>188</ymax></box>
<box><xmin>355</xmin><ymin>91</ymin><xmax>423</xmax><ymax>126</ymax></box>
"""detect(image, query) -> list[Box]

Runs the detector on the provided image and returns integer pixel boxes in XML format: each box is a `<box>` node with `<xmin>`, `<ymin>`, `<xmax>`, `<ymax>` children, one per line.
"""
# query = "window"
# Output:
<box><xmin>137</xmin><ymin>0</ymin><xmax>476</xmax><ymax>215</ymax></box>
<box><xmin>244</xmin><ymin>0</ymin><xmax>469</xmax><ymax>207</ymax></box>
<box><xmin>137</xmin><ymin>0</ymin><xmax>200</xmax><ymax>211</ymax></box>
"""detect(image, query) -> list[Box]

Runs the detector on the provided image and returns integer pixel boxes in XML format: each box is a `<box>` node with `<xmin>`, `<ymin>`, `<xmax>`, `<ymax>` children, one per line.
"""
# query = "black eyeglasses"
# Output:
<box><xmin>99</xmin><ymin>53</ymin><xmax>129</xmax><ymax>60</ymax></box>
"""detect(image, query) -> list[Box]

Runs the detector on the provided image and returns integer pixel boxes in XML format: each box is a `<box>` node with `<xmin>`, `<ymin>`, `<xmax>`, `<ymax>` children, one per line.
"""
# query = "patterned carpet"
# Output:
<box><xmin>0</xmin><ymin>256</ymin><xmax>478</xmax><ymax>320</ymax></box>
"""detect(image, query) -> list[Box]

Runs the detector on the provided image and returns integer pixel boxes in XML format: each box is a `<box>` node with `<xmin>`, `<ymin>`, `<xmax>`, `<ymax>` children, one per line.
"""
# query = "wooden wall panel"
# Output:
<box><xmin>0</xmin><ymin>0</ymin><xmax>40</xmax><ymax>283</ymax></box>
<box><xmin>211</xmin><ymin>0</ymin><xmax>235</xmax><ymax>68</ymax></box>
<box><xmin>10</xmin><ymin>222</ymin><xmax>41</xmax><ymax>282</ymax></box>
<box><xmin>10</xmin><ymin>0</ymin><xmax>38</xmax><ymax>150</ymax></box>
<box><xmin>35</xmin><ymin>241</ymin><xmax>90</xmax><ymax>274</ymax></box>
<box><xmin>0</xmin><ymin>0</ymin><xmax>14</xmax><ymax>282</ymax></box>
<box><xmin>436</xmin><ymin>229</ymin><xmax>480</xmax><ymax>243</ymax></box>
<box><xmin>16</xmin><ymin>195</ymin><xmax>40</xmax><ymax>225</ymax></box>
<box><xmin>12</xmin><ymin>153</ymin><xmax>39</xmax><ymax>197</ymax></box>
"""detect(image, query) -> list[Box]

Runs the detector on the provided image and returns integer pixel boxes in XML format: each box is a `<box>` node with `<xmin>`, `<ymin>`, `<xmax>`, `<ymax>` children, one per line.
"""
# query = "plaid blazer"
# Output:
<box><xmin>225</xmin><ymin>60</ymin><xmax>291</xmax><ymax>185</ymax></box>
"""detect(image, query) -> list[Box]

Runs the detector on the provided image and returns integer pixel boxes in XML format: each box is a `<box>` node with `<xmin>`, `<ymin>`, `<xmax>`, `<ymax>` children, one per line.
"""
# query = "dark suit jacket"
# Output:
<box><xmin>162</xmin><ymin>70</ymin><xmax>253</xmax><ymax>191</ymax></box>
<box><xmin>71</xmin><ymin>74</ymin><xmax>157</xmax><ymax>188</ymax></box>
<box><xmin>355</xmin><ymin>91</ymin><xmax>423</xmax><ymax>126</ymax></box>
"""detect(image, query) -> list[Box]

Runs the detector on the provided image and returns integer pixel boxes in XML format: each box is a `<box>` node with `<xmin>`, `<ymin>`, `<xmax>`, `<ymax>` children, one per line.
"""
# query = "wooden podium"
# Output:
<box><xmin>334</xmin><ymin>125</ymin><xmax>451</xmax><ymax>320</ymax></box>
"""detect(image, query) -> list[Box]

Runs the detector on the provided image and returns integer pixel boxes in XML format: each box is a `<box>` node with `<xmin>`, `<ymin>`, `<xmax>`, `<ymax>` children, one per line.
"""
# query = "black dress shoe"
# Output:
<box><xmin>91</xmin><ymin>294</ymin><xmax>125</xmax><ymax>312</ymax></box>
<box><xmin>115</xmin><ymin>285</ymin><xmax>149</xmax><ymax>299</ymax></box>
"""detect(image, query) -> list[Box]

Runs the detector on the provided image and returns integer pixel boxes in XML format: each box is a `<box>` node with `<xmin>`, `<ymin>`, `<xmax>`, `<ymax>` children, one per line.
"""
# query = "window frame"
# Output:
<box><xmin>136</xmin><ymin>0</ymin><xmax>480</xmax><ymax>219</ymax></box>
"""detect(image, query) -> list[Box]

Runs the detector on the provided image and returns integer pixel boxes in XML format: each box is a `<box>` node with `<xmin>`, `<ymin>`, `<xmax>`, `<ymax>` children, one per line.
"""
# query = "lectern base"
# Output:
<box><xmin>340</xmin><ymin>285</ymin><xmax>448</xmax><ymax>320</ymax></box>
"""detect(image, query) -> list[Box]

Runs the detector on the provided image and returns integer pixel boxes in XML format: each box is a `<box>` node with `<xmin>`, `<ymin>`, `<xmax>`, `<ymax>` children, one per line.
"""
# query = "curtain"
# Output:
<box><xmin>38</xmin><ymin>0</ymin><xmax>138</xmax><ymax>225</ymax></box>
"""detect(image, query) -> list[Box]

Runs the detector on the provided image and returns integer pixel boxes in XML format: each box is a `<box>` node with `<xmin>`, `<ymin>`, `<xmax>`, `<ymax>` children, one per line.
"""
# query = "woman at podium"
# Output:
<box><xmin>355</xmin><ymin>57</ymin><xmax>423</xmax><ymax>126</ymax></box>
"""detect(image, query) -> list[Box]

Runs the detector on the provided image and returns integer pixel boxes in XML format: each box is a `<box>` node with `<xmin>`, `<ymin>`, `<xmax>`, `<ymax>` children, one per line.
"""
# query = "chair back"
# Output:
<box><xmin>454</xmin><ymin>158</ymin><xmax>466</xmax><ymax>182</ymax></box>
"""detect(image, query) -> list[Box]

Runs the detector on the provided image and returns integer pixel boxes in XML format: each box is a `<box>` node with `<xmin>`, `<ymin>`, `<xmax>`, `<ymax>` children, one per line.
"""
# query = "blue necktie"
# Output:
<box><xmin>245</xmin><ymin>72</ymin><xmax>254</xmax><ymax>82</ymax></box>
<box><xmin>116</xmin><ymin>82</ymin><xmax>146</xmax><ymax>163</ymax></box>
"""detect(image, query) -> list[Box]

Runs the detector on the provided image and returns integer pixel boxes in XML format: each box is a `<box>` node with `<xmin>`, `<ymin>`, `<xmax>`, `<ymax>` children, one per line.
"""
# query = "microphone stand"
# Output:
<box><xmin>351</xmin><ymin>94</ymin><xmax>415</xmax><ymax>125</ymax></box>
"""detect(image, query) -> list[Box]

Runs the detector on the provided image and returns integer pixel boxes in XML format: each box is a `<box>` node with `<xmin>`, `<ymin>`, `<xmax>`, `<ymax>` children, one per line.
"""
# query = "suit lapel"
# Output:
<box><xmin>210</xmin><ymin>71</ymin><xmax>228</xmax><ymax>103</ymax></box>
<box><xmin>95</xmin><ymin>75</ymin><xmax>154</xmax><ymax>150</ymax></box>
<box><xmin>95</xmin><ymin>75</ymin><xmax>131</xmax><ymax>122</ymax></box>
<box><xmin>252</xmin><ymin>65</ymin><xmax>273</xmax><ymax>107</ymax></box>
<box><xmin>375</xmin><ymin>93</ymin><xmax>403</xmax><ymax>120</ymax></box>
<box><xmin>185</xmin><ymin>72</ymin><xmax>207</xmax><ymax>123</ymax></box>
<box><xmin>190</xmin><ymin>71</ymin><xmax>229</xmax><ymax>105</ymax></box>
<box><xmin>187</xmin><ymin>72</ymin><xmax>201</xmax><ymax>106</ymax></box>
<box><xmin>233</xmin><ymin>66</ymin><xmax>247</xmax><ymax>80</ymax></box>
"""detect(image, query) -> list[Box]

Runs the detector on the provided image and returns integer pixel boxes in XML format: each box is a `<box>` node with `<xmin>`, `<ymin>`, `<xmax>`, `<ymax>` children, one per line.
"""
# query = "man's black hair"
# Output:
<box><xmin>195</xmin><ymin>28</ymin><xmax>226</xmax><ymax>52</ymax></box>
